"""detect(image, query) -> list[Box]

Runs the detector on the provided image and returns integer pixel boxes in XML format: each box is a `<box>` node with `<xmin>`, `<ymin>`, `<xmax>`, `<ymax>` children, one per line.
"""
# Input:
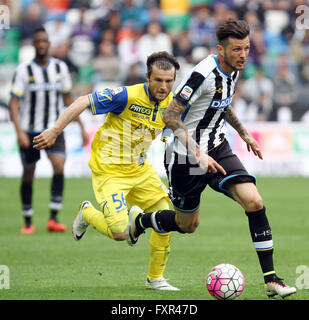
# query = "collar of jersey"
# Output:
<box><xmin>143</xmin><ymin>82</ymin><xmax>158</xmax><ymax>103</ymax></box>
<box><xmin>32</xmin><ymin>57</ymin><xmax>51</xmax><ymax>70</ymax></box>
<box><xmin>212</xmin><ymin>55</ymin><xmax>232</xmax><ymax>78</ymax></box>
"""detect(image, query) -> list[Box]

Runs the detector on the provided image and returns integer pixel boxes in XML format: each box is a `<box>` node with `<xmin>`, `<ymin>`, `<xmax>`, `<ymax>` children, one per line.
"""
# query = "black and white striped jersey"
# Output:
<box><xmin>173</xmin><ymin>54</ymin><xmax>239</xmax><ymax>155</ymax></box>
<box><xmin>11</xmin><ymin>57</ymin><xmax>72</xmax><ymax>132</ymax></box>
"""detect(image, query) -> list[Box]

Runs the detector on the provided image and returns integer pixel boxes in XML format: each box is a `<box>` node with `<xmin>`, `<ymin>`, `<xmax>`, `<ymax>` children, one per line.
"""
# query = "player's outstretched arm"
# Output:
<box><xmin>64</xmin><ymin>92</ymin><xmax>88</xmax><ymax>146</ymax></box>
<box><xmin>33</xmin><ymin>95</ymin><xmax>90</xmax><ymax>150</ymax></box>
<box><xmin>163</xmin><ymin>98</ymin><xmax>226</xmax><ymax>174</ymax></box>
<box><xmin>225</xmin><ymin>106</ymin><xmax>263</xmax><ymax>159</ymax></box>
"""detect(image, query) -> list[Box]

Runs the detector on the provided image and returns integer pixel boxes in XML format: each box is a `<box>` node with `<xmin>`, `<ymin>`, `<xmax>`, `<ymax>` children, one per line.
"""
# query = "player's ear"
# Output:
<box><xmin>146</xmin><ymin>72</ymin><xmax>151</xmax><ymax>86</ymax></box>
<box><xmin>217</xmin><ymin>44</ymin><xmax>224</xmax><ymax>58</ymax></box>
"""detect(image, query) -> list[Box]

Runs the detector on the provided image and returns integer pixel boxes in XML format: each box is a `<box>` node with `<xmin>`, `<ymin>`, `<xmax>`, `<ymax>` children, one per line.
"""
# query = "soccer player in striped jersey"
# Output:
<box><xmin>127</xmin><ymin>19</ymin><xmax>296</xmax><ymax>298</ymax></box>
<box><xmin>9</xmin><ymin>26</ymin><xmax>88</xmax><ymax>234</ymax></box>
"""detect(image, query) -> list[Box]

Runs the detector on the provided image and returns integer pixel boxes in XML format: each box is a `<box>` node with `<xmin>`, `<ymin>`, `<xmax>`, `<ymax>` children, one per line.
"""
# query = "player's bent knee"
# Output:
<box><xmin>112</xmin><ymin>232</ymin><xmax>126</xmax><ymax>241</ymax></box>
<box><xmin>175</xmin><ymin>210</ymin><xmax>200</xmax><ymax>233</ymax></box>
<box><xmin>109</xmin><ymin>216</ymin><xmax>128</xmax><ymax>241</ymax></box>
<box><xmin>178</xmin><ymin>220</ymin><xmax>199</xmax><ymax>234</ymax></box>
<box><xmin>245</xmin><ymin>197</ymin><xmax>264</xmax><ymax>213</ymax></box>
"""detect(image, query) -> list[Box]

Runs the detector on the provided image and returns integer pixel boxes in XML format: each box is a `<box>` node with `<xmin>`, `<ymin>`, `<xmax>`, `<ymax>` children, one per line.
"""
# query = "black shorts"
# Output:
<box><xmin>19</xmin><ymin>132</ymin><xmax>66</xmax><ymax>167</ymax></box>
<box><xmin>164</xmin><ymin>139</ymin><xmax>256</xmax><ymax>212</ymax></box>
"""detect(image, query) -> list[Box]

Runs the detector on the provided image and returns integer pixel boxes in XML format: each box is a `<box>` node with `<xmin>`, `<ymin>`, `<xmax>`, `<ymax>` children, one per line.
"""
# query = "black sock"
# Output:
<box><xmin>21</xmin><ymin>181</ymin><xmax>33</xmax><ymax>226</ymax></box>
<box><xmin>21</xmin><ymin>181</ymin><xmax>32</xmax><ymax>208</ymax></box>
<box><xmin>135</xmin><ymin>210</ymin><xmax>185</xmax><ymax>236</ymax></box>
<box><xmin>25</xmin><ymin>216</ymin><xmax>32</xmax><ymax>227</ymax></box>
<box><xmin>50</xmin><ymin>174</ymin><xmax>64</xmax><ymax>220</ymax></box>
<box><xmin>245</xmin><ymin>206</ymin><xmax>275</xmax><ymax>283</ymax></box>
<box><xmin>50</xmin><ymin>210</ymin><xmax>58</xmax><ymax>221</ymax></box>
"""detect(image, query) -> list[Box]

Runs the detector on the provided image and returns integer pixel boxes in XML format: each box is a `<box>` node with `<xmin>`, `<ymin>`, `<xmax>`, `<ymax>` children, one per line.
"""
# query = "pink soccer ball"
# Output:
<box><xmin>206</xmin><ymin>264</ymin><xmax>245</xmax><ymax>300</ymax></box>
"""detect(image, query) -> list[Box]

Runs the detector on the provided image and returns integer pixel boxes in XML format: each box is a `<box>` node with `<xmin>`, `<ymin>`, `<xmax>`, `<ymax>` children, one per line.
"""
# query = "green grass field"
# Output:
<box><xmin>0</xmin><ymin>177</ymin><xmax>308</xmax><ymax>301</ymax></box>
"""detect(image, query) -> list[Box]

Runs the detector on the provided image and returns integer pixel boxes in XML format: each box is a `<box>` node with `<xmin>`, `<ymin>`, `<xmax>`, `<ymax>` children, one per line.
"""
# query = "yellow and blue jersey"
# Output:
<box><xmin>88</xmin><ymin>83</ymin><xmax>173</xmax><ymax>174</ymax></box>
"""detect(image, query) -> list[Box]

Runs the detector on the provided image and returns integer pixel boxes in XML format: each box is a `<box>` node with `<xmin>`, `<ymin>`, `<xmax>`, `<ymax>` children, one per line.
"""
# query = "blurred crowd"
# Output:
<box><xmin>0</xmin><ymin>0</ymin><xmax>309</xmax><ymax>123</ymax></box>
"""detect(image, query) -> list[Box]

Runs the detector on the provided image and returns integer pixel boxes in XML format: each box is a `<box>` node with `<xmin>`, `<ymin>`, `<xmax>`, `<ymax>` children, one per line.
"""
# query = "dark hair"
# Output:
<box><xmin>33</xmin><ymin>26</ymin><xmax>47</xmax><ymax>36</ymax></box>
<box><xmin>147</xmin><ymin>51</ymin><xmax>180</xmax><ymax>77</ymax></box>
<box><xmin>216</xmin><ymin>19</ymin><xmax>250</xmax><ymax>47</ymax></box>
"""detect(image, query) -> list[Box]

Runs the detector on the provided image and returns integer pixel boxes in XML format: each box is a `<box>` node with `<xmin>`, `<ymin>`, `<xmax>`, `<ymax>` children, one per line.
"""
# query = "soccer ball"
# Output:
<box><xmin>206</xmin><ymin>264</ymin><xmax>245</xmax><ymax>300</ymax></box>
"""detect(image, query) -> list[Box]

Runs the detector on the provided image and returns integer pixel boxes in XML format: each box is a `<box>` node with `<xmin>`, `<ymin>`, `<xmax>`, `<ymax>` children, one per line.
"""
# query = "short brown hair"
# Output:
<box><xmin>147</xmin><ymin>51</ymin><xmax>180</xmax><ymax>78</ymax></box>
<box><xmin>216</xmin><ymin>19</ymin><xmax>250</xmax><ymax>48</ymax></box>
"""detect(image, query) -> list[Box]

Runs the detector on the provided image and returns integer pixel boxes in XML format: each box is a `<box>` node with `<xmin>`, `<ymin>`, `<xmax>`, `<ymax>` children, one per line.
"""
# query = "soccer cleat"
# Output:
<box><xmin>72</xmin><ymin>201</ymin><xmax>91</xmax><ymax>241</ymax></box>
<box><xmin>266</xmin><ymin>276</ymin><xmax>296</xmax><ymax>298</ymax></box>
<box><xmin>146</xmin><ymin>277</ymin><xmax>180</xmax><ymax>291</ymax></box>
<box><xmin>46</xmin><ymin>219</ymin><xmax>67</xmax><ymax>232</ymax></box>
<box><xmin>126</xmin><ymin>205</ymin><xmax>144</xmax><ymax>247</ymax></box>
<box><xmin>20</xmin><ymin>224</ymin><xmax>35</xmax><ymax>234</ymax></box>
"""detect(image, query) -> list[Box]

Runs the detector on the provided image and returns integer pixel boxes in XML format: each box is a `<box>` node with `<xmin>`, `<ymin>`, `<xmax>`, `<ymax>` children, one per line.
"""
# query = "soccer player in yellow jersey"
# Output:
<box><xmin>33</xmin><ymin>52</ymin><xmax>182</xmax><ymax>290</ymax></box>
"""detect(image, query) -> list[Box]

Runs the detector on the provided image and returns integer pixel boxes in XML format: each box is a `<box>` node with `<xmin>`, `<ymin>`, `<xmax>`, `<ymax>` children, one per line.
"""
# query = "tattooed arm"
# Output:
<box><xmin>163</xmin><ymin>98</ymin><xmax>226</xmax><ymax>174</ymax></box>
<box><xmin>225</xmin><ymin>106</ymin><xmax>263</xmax><ymax>159</ymax></box>
<box><xmin>163</xmin><ymin>98</ymin><xmax>198</xmax><ymax>156</ymax></box>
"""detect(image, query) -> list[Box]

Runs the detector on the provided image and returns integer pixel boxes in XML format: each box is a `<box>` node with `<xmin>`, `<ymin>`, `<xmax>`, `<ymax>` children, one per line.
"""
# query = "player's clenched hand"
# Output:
<box><xmin>32</xmin><ymin>128</ymin><xmax>58</xmax><ymax>150</ymax></box>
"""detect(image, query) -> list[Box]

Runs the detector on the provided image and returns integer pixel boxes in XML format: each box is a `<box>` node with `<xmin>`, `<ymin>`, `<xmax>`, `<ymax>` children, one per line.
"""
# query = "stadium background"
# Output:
<box><xmin>0</xmin><ymin>0</ymin><xmax>309</xmax><ymax>178</ymax></box>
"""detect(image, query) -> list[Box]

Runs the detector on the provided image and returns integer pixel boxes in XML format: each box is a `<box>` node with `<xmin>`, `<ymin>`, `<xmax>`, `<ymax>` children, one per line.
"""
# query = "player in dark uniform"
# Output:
<box><xmin>9</xmin><ymin>26</ymin><xmax>88</xmax><ymax>234</ymax></box>
<box><xmin>126</xmin><ymin>19</ymin><xmax>296</xmax><ymax>298</ymax></box>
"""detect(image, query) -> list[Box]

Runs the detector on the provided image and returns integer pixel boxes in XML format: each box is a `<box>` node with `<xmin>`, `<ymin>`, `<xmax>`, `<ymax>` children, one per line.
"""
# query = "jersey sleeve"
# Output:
<box><xmin>10</xmin><ymin>64</ymin><xmax>27</xmax><ymax>99</ymax></box>
<box><xmin>88</xmin><ymin>86</ymin><xmax>128</xmax><ymax>115</ymax></box>
<box><xmin>174</xmin><ymin>71</ymin><xmax>206</xmax><ymax>108</ymax></box>
<box><xmin>59</xmin><ymin>61</ymin><xmax>73</xmax><ymax>94</ymax></box>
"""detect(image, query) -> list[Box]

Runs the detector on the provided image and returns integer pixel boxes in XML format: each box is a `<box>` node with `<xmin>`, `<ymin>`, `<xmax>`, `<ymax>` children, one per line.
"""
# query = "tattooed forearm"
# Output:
<box><xmin>225</xmin><ymin>106</ymin><xmax>249</xmax><ymax>138</ymax></box>
<box><xmin>163</xmin><ymin>98</ymin><xmax>200</xmax><ymax>157</ymax></box>
<box><xmin>163</xmin><ymin>99</ymin><xmax>186</xmax><ymax>132</ymax></box>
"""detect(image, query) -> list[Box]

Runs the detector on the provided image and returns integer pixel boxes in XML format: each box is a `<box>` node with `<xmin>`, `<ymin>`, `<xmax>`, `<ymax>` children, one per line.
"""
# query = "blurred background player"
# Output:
<box><xmin>32</xmin><ymin>51</ymin><xmax>199</xmax><ymax>290</ymax></box>
<box><xmin>9</xmin><ymin>26</ymin><xmax>88</xmax><ymax>234</ymax></box>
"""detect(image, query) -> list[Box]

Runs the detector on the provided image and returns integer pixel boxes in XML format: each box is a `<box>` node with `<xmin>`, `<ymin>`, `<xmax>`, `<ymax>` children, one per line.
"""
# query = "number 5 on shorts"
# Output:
<box><xmin>111</xmin><ymin>193</ymin><xmax>127</xmax><ymax>210</ymax></box>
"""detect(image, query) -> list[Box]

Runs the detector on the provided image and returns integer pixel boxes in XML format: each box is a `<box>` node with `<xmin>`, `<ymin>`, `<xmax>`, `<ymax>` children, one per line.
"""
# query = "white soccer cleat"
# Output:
<box><xmin>146</xmin><ymin>277</ymin><xmax>180</xmax><ymax>291</ymax></box>
<box><xmin>72</xmin><ymin>201</ymin><xmax>91</xmax><ymax>241</ymax></box>
<box><xmin>126</xmin><ymin>205</ymin><xmax>144</xmax><ymax>247</ymax></box>
<box><xmin>266</xmin><ymin>276</ymin><xmax>296</xmax><ymax>298</ymax></box>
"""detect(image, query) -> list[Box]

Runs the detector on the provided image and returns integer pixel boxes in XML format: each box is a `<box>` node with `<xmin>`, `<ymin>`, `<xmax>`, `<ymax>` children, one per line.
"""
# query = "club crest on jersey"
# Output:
<box><xmin>96</xmin><ymin>89</ymin><xmax>112</xmax><ymax>102</ymax></box>
<box><xmin>159</xmin><ymin>108</ymin><xmax>167</xmax><ymax>119</ymax></box>
<box><xmin>210</xmin><ymin>95</ymin><xmax>234</xmax><ymax>109</ymax></box>
<box><xmin>179</xmin><ymin>85</ymin><xmax>193</xmax><ymax>100</ymax></box>
<box><xmin>214</xmin><ymin>87</ymin><xmax>223</xmax><ymax>93</ymax></box>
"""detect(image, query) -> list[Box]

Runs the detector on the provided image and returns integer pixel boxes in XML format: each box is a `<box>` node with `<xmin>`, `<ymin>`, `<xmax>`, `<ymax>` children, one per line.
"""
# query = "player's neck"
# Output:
<box><xmin>217</xmin><ymin>55</ymin><xmax>233</xmax><ymax>75</ymax></box>
<box><xmin>34</xmin><ymin>55</ymin><xmax>49</xmax><ymax>67</ymax></box>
